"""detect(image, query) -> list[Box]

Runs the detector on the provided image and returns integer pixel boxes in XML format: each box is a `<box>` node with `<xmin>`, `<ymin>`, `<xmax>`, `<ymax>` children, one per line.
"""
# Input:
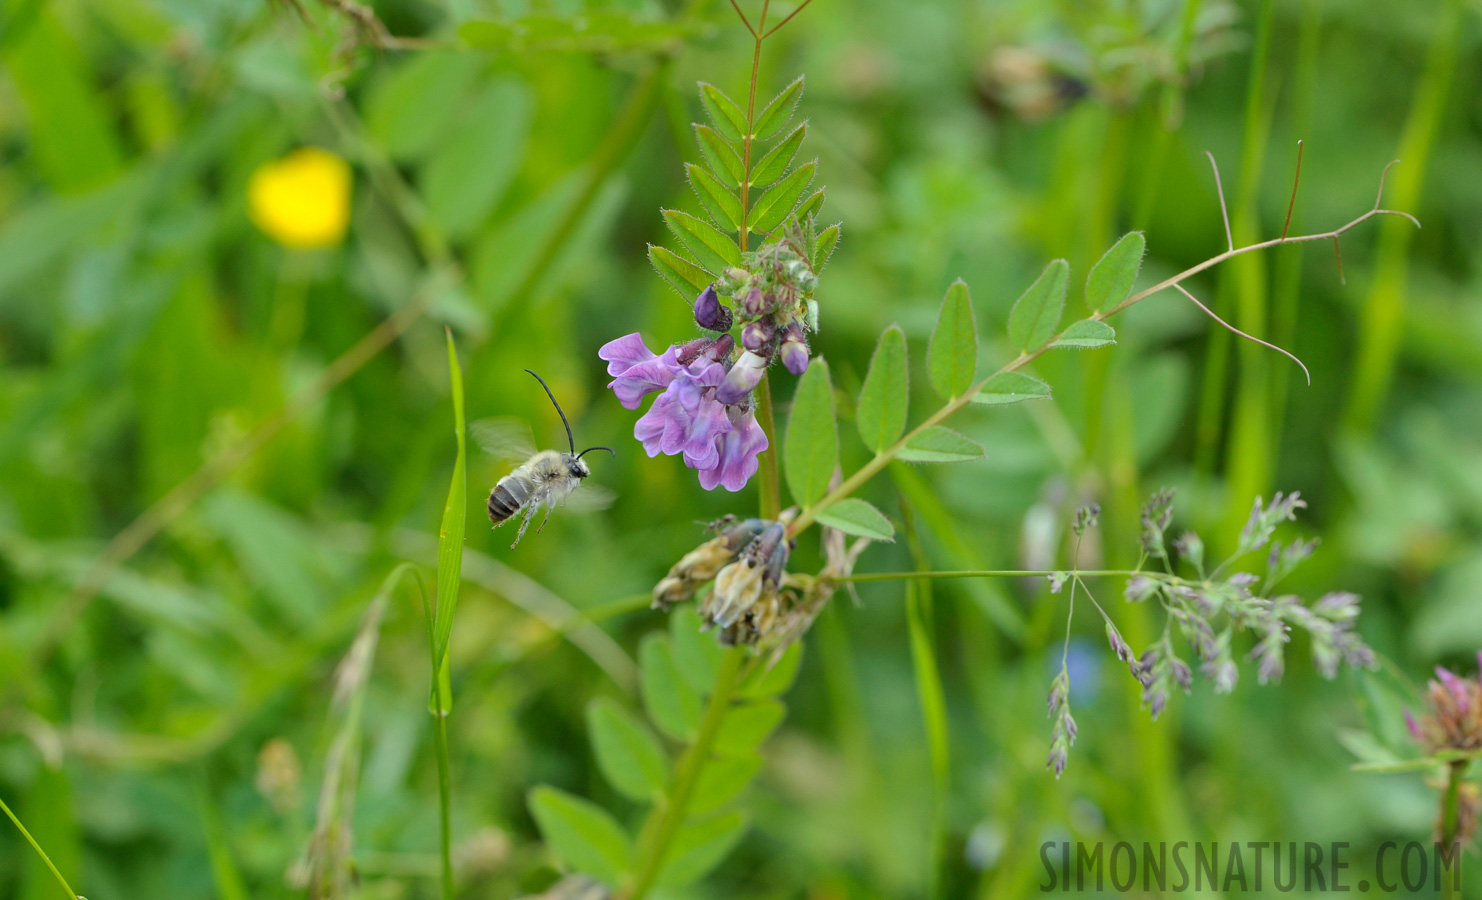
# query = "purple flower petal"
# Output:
<box><xmin>598</xmin><ymin>332</ymin><xmax>657</xmax><ymax>377</ymax></box>
<box><xmin>608</xmin><ymin>356</ymin><xmax>677</xmax><ymax>409</ymax></box>
<box><xmin>698</xmin><ymin>409</ymin><xmax>769</xmax><ymax>491</ymax></box>
<box><xmin>715</xmin><ymin>350</ymin><xmax>768</xmax><ymax>405</ymax></box>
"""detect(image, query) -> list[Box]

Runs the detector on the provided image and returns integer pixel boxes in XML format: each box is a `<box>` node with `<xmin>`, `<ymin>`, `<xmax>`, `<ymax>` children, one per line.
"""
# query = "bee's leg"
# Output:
<box><xmin>511</xmin><ymin>504</ymin><xmax>538</xmax><ymax>548</ymax></box>
<box><xmin>535</xmin><ymin>504</ymin><xmax>555</xmax><ymax>535</ymax></box>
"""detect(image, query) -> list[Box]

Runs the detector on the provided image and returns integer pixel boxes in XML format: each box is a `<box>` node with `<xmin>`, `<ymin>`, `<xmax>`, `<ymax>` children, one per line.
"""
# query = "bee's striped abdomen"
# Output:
<box><xmin>488</xmin><ymin>475</ymin><xmax>529</xmax><ymax>525</ymax></box>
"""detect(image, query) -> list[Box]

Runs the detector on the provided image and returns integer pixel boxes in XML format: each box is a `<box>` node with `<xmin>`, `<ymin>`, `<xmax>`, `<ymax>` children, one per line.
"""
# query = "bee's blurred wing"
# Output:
<box><xmin>563</xmin><ymin>483</ymin><xmax>616</xmax><ymax>512</ymax></box>
<box><xmin>470</xmin><ymin>417</ymin><xmax>537</xmax><ymax>462</ymax></box>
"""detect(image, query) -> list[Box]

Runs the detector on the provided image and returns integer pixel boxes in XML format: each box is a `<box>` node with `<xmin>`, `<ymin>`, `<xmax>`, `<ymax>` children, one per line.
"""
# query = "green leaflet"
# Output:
<box><xmin>927</xmin><ymin>280</ymin><xmax>977</xmax><ymax>398</ymax></box>
<box><xmin>1085</xmin><ymin>231</ymin><xmax>1146</xmax><ymax>313</ymax></box>
<box><xmin>527</xmin><ymin>786</ymin><xmax>632</xmax><ymax>886</ymax></box>
<box><xmin>640</xmin><ymin>634</ymin><xmax>702</xmax><ymax>740</ymax></box>
<box><xmin>751</xmin><ymin>123</ymin><xmax>807</xmax><ymax>188</ymax></box>
<box><xmin>687</xmin><ymin>163</ymin><xmax>742</xmax><ymax>231</ymax></box>
<box><xmin>856</xmin><ymin>325</ymin><xmax>909</xmax><ymax>453</ymax></box>
<box><xmin>588</xmin><ymin>698</ymin><xmax>669</xmax><ymax>801</ymax></box>
<box><xmin>972</xmin><ymin>371</ymin><xmax>1051</xmax><ymax>406</ymax></box>
<box><xmin>1051</xmin><ymin>319</ymin><xmax>1117</xmax><ymax>350</ymax></box>
<box><xmin>753</xmin><ymin>76</ymin><xmax>804</xmax><ymax>140</ymax></box>
<box><xmin>650</xmin><ymin>244</ymin><xmax>713</xmax><ymax>297</ymax></box>
<box><xmin>895</xmin><ymin>426</ymin><xmax>984</xmax><ymax>463</ymax></box>
<box><xmin>714</xmin><ymin>700</ymin><xmax>786</xmax><ymax>757</ymax></box>
<box><xmin>736</xmin><ymin>643</ymin><xmax>804</xmax><ymax>699</ymax></box>
<box><xmin>784</xmin><ymin>358</ymin><xmax>837</xmax><ymax>507</ymax></box>
<box><xmin>1007</xmin><ymin>260</ymin><xmax>1068</xmax><ymax>353</ymax></box>
<box><xmin>813</xmin><ymin>224</ymin><xmax>841</xmax><ymax>270</ymax></box>
<box><xmin>749</xmin><ymin>162</ymin><xmax>816</xmax><ymax>235</ymax></box>
<box><xmin>655</xmin><ymin>811</ymin><xmax>750</xmax><ymax>888</ymax></box>
<box><xmin>671</xmin><ymin>607</ymin><xmax>725</xmax><ymax>694</ymax></box>
<box><xmin>698</xmin><ymin>82</ymin><xmax>747</xmax><ymax>141</ymax></box>
<box><xmin>815</xmin><ymin>497</ymin><xmax>895</xmax><ymax>541</ymax></box>
<box><xmin>663</xmin><ymin>209</ymin><xmax>742</xmax><ymax>275</ymax></box>
<box><xmin>791</xmin><ymin>189</ymin><xmax>826</xmax><ymax>225</ymax></box>
<box><xmin>694</xmin><ymin>124</ymin><xmax>745</xmax><ymax>186</ymax></box>
<box><xmin>688</xmin><ymin>755</ymin><xmax>764</xmax><ymax>815</ymax></box>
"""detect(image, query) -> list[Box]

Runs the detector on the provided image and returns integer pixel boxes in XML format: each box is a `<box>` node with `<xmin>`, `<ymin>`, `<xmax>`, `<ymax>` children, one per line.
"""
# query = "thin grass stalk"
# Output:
<box><xmin>1218</xmin><ymin>0</ymin><xmax>1277</xmax><ymax>545</ymax></box>
<box><xmin>432</xmin><ymin>676</ymin><xmax>454</xmax><ymax>900</ymax></box>
<box><xmin>1268</xmin><ymin>0</ymin><xmax>1322</xmax><ymax>433</ymax></box>
<box><xmin>1193</xmin><ymin>0</ymin><xmax>1274</xmax><ymax>480</ymax></box>
<box><xmin>901</xmin><ymin>504</ymin><xmax>950</xmax><ymax>900</ymax></box>
<box><xmin>0</xmin><ymin>794</ymin><xmax>79</xmax><ymax>900</ymax></box>
<box><xmin>1342</xmin><ymin>0</ymin><xmax>1464</xmax><ymax>431</ymax></box>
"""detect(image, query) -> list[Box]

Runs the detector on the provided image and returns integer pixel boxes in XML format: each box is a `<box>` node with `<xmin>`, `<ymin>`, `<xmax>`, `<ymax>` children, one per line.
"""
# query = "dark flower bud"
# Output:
<box><xmin>703</xmin><ymin>333</ymin><xmax>734</xmax><ymax>363</ymax></box>
<box><xmin>693</xmin><ymin>284</ymin><xmax>732</xmax><ymax>332</ymax></box>
<box><xmin>742</xmin><ymin>320</ymin><xmax>773</xmax><ymax>351</ymax></box>
<box><xmin>675</xmin><ymin>337</ymin><xmax>714</xmax><ymax>365</ymax></box>
<box><xmin>715</xmin><ymin>350</ymin><xmax>767</xmax><ymax>405</ymax></box>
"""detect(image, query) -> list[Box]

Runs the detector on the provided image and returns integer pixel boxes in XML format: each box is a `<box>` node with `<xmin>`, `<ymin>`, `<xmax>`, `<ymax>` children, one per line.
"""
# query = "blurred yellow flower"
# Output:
<box><xmin>247</xmin><ymin>147</ymin><xmax>352</xmax><ymax>248</ymax></box>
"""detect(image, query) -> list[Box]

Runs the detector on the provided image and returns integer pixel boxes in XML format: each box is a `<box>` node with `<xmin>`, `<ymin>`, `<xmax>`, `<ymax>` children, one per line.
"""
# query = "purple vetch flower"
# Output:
<box><xmin>697</xmin><ymin>408</ymin><xmax>768</xmax><ymax>492</ymax></box>
<box><xmin>715</xmin><ymin>350</ymin><xmax>768</xmax><ymax>405</ymax></box>
<box><xmin>1404</xmin><ymin>709</ymin><xmax>1422</xmax><ymax>740</ymax></box>
<box><xmin>600</xmin><ymin>332</ymin><xmax>770</xmax><ymax>492</ymax></box>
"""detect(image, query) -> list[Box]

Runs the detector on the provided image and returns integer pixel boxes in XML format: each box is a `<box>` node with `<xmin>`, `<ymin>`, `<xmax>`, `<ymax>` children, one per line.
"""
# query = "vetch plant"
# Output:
<box><xmin>519</xmin><ymin>2</ymin><xmax>1415</xmax><ymax>894</ymax></box>
<box><xmin>506</xmin><ymin>0</ymin><xmax>1410</xmax><ymax>895</ymax></box>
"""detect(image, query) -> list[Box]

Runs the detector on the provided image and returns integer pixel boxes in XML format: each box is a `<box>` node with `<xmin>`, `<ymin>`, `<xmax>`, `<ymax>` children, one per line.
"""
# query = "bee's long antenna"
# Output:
<box><xmin>525</xmin><ymin>369</ymin><xmax>575</xmax><ymax>454</ymax></box>
<box><xmin>577</xmin><ymin>446</ymin><xmax>615</xmax><ymax>459</ymax></box>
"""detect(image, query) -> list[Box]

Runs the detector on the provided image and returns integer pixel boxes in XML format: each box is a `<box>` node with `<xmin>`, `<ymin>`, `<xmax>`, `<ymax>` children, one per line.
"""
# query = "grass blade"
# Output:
<box><xmin>432</xmin><ymin>329</ymin><xmax>467</xmax><ymax>688</ymax></box>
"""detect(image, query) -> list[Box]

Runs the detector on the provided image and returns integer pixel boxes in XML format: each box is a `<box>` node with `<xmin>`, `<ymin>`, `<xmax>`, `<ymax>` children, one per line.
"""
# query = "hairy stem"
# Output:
<box><xmin>626</xmin><ymin>647</ymin><xmax>745</xmax><ymax>900</ymax></box>
<box><xmin>788</xmin><ymin>189</ymin><xmax>1416</xmax><ymax>538</ymax></box>
<box><xmin>1</xmin><ymin>794</ymin><xmax>79</xmax><ymax>900</ymax></box>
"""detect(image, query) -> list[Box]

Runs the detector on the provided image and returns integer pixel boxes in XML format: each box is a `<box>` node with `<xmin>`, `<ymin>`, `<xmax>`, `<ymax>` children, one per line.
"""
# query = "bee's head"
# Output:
<box><xmin>566</xmin><ymin>455</ymin><xmax>591</xmax><ymax>480</ymax></box>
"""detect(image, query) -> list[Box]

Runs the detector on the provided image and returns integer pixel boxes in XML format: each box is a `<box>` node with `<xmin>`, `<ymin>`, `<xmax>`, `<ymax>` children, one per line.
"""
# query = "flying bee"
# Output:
<box><xmin>474</xmin><ymin>369</ymin><xmax>614</xmax><ymax>548</ymax></box>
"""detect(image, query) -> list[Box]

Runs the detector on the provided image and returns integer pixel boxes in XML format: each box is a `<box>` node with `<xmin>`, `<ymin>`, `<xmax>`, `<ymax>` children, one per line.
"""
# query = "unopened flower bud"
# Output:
<box><xmin>715</xmin><ymin>350</ymin><xmax>768</xmax><ymax>405</ymax></box>
<box><xmin>674</xmin><ymin>337</ymin><xmax>714</xmax><ymax>365</ymax></box>
<box><xmin>693</xmin><ymin>284</ymin><xmax>733</xmax><ymax>332</ymax></box>
<box><xmin>742</xmin><ymin>320</ymin><xmax>773</xmax><ymax>351</ymax></box>
<box><xmin>703</xmin><ymin>333</ymin><xmax>735</xmax><ymax>363</ymax></box>
<box><xmin>779</xmin><ymin>324</ymin><xmax>809</xmax><ymax>376</ymax></box>
<box><xmin>743</xmin><ymin>287</ymin><xmax>766</xmax><ymax>316</ymax></box>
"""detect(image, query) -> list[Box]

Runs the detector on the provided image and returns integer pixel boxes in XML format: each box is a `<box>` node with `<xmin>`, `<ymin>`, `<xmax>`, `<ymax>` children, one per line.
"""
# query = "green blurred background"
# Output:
<box><xmin>1</xmin><ymin>0</ymin><xmax>1480</xmax><ymax>896</ymax></box>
